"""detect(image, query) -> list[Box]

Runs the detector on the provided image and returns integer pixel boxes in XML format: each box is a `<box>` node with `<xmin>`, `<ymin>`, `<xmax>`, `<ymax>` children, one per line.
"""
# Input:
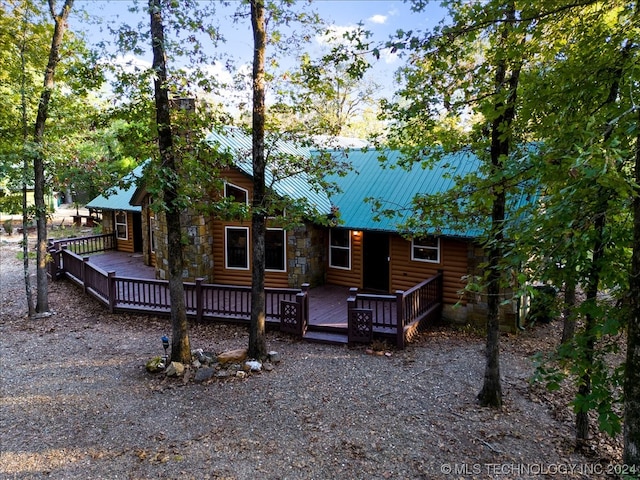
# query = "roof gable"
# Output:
<box><xmin>206</xmin><ymin>128</ymin><xmax>332</xmax><ymax>215</ymax></box>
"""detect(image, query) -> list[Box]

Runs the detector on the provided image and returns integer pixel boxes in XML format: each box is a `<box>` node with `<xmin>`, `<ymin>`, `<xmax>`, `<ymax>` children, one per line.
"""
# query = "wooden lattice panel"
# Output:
<box><xmin>280</xmin><ymin>300</ymin><xmax>300</xmax><ymax>335</ymax></box>
<box><xmin>348</xmin><ymin>308</ymin><xmax>373</xmax><ymax>344</ymax></box>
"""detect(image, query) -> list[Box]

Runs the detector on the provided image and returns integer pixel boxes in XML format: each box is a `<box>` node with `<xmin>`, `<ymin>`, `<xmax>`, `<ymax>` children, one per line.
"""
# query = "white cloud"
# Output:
<box><xmin>368</xmin><ymin>14</ymin><xmax>387</xmax><ymax>24</ymax></box>
<box><xmin>316</xmin><ymin>25</ymin><xmax>359</xmax><ymax>47</ymax></box>
<box><xmin>112</xmin><ymin>53</ymin><xmax>153</xmax><ymax>73</ymax></box>
<box><xmin>382</xmin><ymin>49</ymin><xmax>399</xmax><ymax>65</ymax></box>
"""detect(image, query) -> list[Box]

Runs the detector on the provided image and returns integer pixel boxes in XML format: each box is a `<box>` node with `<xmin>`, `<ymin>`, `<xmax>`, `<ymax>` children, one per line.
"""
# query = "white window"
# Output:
<box><xmin>115</xmin><ymin>211</ymin><xmax>128</xmax><ymax>240</ymax></box>
<box><xmin>411</xmin><ymin>236</ymin><xmax>440</xmax><ymax>263</ymax></box>
<box><xmin>329</xmin><ymin>229</ymin><xmax>351</xmax><ymax>269</ymax></box>
<box><xmin>224</xmin><ymin>182</ymin><xmax>248</xmax><ymax>204</ymax></box>
<box><xmin>265</xmin><ymin>228</ymin><xmax>286</xmax><ymax>272</ymax></box>
<box><xmin>225</xmin><ymin>227</ymin><xmax>249</xmax><ymax>269</ymax></box>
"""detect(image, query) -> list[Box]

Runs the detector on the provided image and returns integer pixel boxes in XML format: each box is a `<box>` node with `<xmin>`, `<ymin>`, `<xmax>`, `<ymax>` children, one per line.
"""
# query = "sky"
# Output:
<box><xmin>70</xmin><ymin>0</ymin><xmax>447</xmax><ymax>103</ymax></box>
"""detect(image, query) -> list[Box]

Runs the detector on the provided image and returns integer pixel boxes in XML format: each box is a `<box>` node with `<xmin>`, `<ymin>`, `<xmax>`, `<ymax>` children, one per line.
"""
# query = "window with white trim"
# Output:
<box><xmin>411</xmin><ymin>236</ymin><xmax>440</xmax><ymax>263</ymax></box>
<box><xmin>115</xmin><ymin>211</ymin><xmax>128</xmax><ymax>240</ymax></box>
<box><xmin>225</xmin><ymin>227</ymin><xmax>249</xmax><ymax>269</ymax></box>
<box><xmin>329</xmin><ymin>229</ymin><xmax>351</xmax><ymax>269</ymax></box>
<box><xmin>224</xmin><ymin>182</ymin><xmax>248</xmax><ymax>204</ymax></box>
<box><xmin>265</xmin><ymin>228</ymin><xmax>286</xmax><ymax>272</ymax></box>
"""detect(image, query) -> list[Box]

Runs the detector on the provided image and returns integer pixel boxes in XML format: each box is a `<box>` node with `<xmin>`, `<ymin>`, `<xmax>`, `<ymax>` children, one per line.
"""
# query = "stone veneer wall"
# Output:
<box><xmin>442</xmin><ymin>241</ymin><xmax>520</xmax><ymax>332</ymax></box>
<box><xmin>154</xmin><ymin>209</ymin><xmax>213</xmax><ymax>282</ymax></box>
<box><xmin>287</xmin><ymin>223</ymin><xmax>327</xmax><ymax>287</ymax></box>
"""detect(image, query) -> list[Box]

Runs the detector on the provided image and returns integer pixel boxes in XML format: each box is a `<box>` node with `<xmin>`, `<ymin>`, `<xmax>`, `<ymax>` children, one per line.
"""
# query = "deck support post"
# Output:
<box><xmin>47</xmin><ymin>242</ymin><xmax>61</xmax><ymax>280</ymax></box>
<box><xmin>301</xmin><ymin>283</ymin><xmax>310</xmax><ymax>327</ymax></box>
<box><xmin>107</xmin><ymin>271</ymin><xmax>116</xmax><ymax>312</ymax></box>
<box><xmin>295</xmin><ymin>292</ymin><xmax>306</xmax><ymax>336</ymax></box>
<box><xmin>195</xmin><ymin>278</ymin><xmax>204</xmax><ymax>322</ymax></box>
<box><xmin>82</xmin><ymin>257</ymin><xmax>90</xmax><ymax>292</ymax></box>
<box><xmin>396</xmin><ymin>290</ymin><xmax>405</xmax><ymax>349</ymax></box>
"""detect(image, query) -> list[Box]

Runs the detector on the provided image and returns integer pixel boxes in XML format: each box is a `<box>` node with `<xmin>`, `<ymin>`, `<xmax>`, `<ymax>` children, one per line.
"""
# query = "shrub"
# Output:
<box><xmin>0</xmin><ymin>195</ymin><xmax>22</xmax><ymax>215</ymax></box>
<box><xmin>3</xmin><ymin>219</ymin><xmax>13</xmax><ymax>235</ymax></box>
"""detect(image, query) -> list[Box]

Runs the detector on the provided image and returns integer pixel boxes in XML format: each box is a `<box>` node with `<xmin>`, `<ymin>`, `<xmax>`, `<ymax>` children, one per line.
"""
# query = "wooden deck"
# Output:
<box><xmin>86</xmin><ymin>251</ymin><xmax>349</xmax><ymax>329</ymax></box>
<box><xmin>87</xmin><ymin>251</ymin><xmax>155</xmax><ymax>279</ymax></box>
<box><xmin>51</xmin><ymin>241</ymin><xmax>443</xmax><ymax>348</ymax></box>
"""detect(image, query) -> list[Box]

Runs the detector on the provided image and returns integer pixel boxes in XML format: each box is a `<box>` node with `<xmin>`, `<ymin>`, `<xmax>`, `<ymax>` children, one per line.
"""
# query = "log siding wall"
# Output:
<box><xmin>327</xmin><ymin>231</ymin><xmax>468</xmax><ymax>308</ymax></box>
<box><xmin>390</xmin><ymin>235</ymin><xmax>467</xmax><ymax>306</ymax></box>
<box><xmin>326</xmin><ymin>230</ymin><xmax>363</xmax><ymax>287</ymax></box>
<box><xmin>96</xmin><ymin>211</ymin><xmax>134</xmax><ymax>254</ymax></box>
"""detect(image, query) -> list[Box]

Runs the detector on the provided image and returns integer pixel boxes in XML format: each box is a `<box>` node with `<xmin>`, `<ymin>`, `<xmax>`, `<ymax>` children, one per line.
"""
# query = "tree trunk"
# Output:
<box><xmin>248</xmin><ymin>0</ymin><xmax>268</xmax><ymax>361</ymax></box>
<box><xmin>33</xmin><ymin>0</ymin><xmax>74</xmax><ymax>314</ymax></box>
<box><xmin>22</xmin><ymin>185</ymin><xmax>34</xmax><ymax>317</ymax></box>
<box><xmin>575</xmin><ymin>40</ymin><xmax>629</xmax><ymax>447</ymax></box>
<box><xmin>561</xmin><ymin>276</ymin><xmax>576</xmax><ymax>344</ymax></box>
<box><xmin>477</xmin><ymin>4</ymin><xmax>520</xmax><ymax>408</ymax></box>
<box><xmin>20</xmin><ymin>6</ymin><xmax>34</xmax><ymax>316</ymax></box>
<box><xmin>149</xmin><ymin>0</ymin><xmax>191</xmax><ymax>364</ymax></box>
<box><xmin>576</xmin><ymin>212</ymin><xmax>605</xmax><ymax>446</ymax></box>
<box><xmin>623</xmin><ymin>108</ymin><xmax>640</xmax><ymax>468</ymax></box>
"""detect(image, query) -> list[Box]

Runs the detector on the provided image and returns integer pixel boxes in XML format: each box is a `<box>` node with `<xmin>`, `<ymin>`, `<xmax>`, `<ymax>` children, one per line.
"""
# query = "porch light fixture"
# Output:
<box><xmin>161</xmin><ymin>335</ymin><xmax>169</xmax><ymax>362</ymax></box>
<box><xmin>353</xmin><ymin>230</ymin><xmax>362</xmax><ymax>236</ymax></box>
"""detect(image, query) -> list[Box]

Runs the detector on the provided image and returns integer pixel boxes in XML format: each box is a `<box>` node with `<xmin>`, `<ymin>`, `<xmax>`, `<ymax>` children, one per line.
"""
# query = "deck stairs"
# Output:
<box><xmin>302</xmin><ymin>325</ymin><xmax>348</xmax><ymax>346</ymax></box>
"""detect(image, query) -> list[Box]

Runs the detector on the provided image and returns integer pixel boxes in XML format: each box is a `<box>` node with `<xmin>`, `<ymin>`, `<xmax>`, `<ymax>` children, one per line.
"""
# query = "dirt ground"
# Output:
<box><xmin>0</xmin><ymin>218</ymin><xmax>626</xmax><ymax>480</ymax></box>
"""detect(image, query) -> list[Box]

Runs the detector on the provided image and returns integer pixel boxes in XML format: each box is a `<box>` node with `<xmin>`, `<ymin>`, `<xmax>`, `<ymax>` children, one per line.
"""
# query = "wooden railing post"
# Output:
<box><xmin>82</xmin><ymin>257</ymin><xmax>90</xmax><ymax>292</ymax></box>
<box><xmin>301</xmin><ymin>283</ymin><xmax>310</xmax><ymax>327</ymax></box>
<box><xmin>396</xmin><ymin>290</ymin><xmax>405</xmax><ymax>349</ymax></box>
<box><xmin>347</xmin><ymin>287</ymin><xmax>358</xmax><ymax>328</ymax></box>
<box><xmin>60</xmin><ymin>245</ymin><xmax>68</xmax><ymax>272</ymax></box>
<box><xmin>296</xmin><ymin>292</ymin><xmax>306</xmax><ymax>336</ymax></box>
<box><xmin>107</xmin><ymin>271</ymin><xmax>116</xmax><ymax>312</ymax></box>
<box><xmin>47</xmin><ymin>242</ymin><xmax>61</xmax><ymax>280</ymax></box>
<box><xmin>195</xmin><ymin>278</ymin><xmax>204</xmax><ymax>322</ymax></box>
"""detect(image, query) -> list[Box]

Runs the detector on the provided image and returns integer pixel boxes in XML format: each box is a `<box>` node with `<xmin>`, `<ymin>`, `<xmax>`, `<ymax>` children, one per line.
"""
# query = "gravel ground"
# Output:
<box><xmin>0</xmin><ymin>227</ymin><xmax>623</xmax><ymax>480</ymax></box>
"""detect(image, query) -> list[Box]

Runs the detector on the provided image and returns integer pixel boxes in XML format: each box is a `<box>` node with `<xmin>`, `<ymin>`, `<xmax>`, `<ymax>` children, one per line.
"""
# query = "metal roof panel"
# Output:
<box><xmin>86</xmin><ymin>163</ymin><xmax>145</xmax><ymax>212</ymax></box>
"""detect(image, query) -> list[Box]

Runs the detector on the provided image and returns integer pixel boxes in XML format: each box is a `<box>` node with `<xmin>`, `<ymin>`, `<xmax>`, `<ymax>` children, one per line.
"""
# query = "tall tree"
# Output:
<box><xmin>517</xmin><ymin>1</ymin><xmax>637</xmax><ymax>448</ymax></box>
<box><xmin>476</xmin><ymin>2</ymin><xmax>522</xmax><ymax>408</ymax></box>
<box><xmin>32</xmin><ymin>0</ymin><xmax>73</xmax><ymax>314</ymax></box>
<box><xmin>283</xmin><ymin>55</ymin><xmax>382</xmax><ymax>137</ymax></box>
<box><xmin>17</xmin><ymin>0</ymin><xmax>36</xmax><ymax>316</ymax></box>
<box><xmin>382</xmin><ymin>4</ymin><xmax>638</xmax><ymax>452</ymax></box>
<box><xmin>625</xmin><ymin>107</ymin><xmax>640</xmax><ymax>468</ymax></box>
<box><xmin>149</xmin><ymin>0</ymin><xmax>191</xmax><ymax>364</ymax></box>
<box><xmin>380</xmin><ymin>0</ymin><xmax>530</xmax><ymax>409</ymax></box>
<box><xmin>248</xmin><ymin>0</ymin><xmax>268</xmax><ymax>360</ymax></box>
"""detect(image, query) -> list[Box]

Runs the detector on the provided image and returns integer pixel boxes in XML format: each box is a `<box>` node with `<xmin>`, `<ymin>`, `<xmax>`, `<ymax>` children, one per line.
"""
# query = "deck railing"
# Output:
<box><xmin>348</xmin><ymin>271</ymin><xmax>443</xmax><ymax>348</ymax></box>
<box><xmin>48</xmin><ymin>234</ymin><xmax>116</xmax><ymax>279</ymax></box>
<box><xmin>49</xmin><ymin>233</ymin><xmax>116</xmax><ymax>255</ymax></box>
<box><xmin>56</xmin><ymin>247</ymin><xmax>308</xmax><ymax>326</ymax></box>
<box><xmin>50</xmin><ymin>236</ymin><xmax>442</xmax><ymax>349</ymax></box>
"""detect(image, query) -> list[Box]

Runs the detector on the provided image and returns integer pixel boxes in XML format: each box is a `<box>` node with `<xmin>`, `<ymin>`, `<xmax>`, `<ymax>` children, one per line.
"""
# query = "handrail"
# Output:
<box><xmin>54</xmin><ymin>247</ymin><xmax>308</xmax><ymax>326</ymax></box>
<box><xmin>49</xmin><ymin>233</ymin><xmax>116</xmax><ymax>256</ymax></box>
<box><xmin>348</xmin><ymin>272</ymin><xmax>444</xmax><ymax>348</ymax></box>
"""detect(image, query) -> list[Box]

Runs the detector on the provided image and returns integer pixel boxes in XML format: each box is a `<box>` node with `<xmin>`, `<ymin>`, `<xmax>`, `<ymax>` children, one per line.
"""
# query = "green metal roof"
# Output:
<box><xmin>324</xmin><ymin>149</ymin><xmax>482</xmax><ymax>237</ymax></box>
<box><xmin>86</xmin><ymin>163</ymin><xmax>145</xmax><ymax>212</ymax></box>
<box><xmin>88</xmin><ymin>128</ymin><xmax>501</xmax><ymax>240</ymax></box>
<box><xmin>206</xmin><ymin>128</ymin><xmax>332</xmax><ymax>215</ymax></box>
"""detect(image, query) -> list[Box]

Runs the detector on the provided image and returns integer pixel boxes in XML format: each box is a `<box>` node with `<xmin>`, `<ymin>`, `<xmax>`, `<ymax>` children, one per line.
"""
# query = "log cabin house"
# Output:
<box><xmin>86</xmin><ymin>129</ymin><xmax>520</xmax><ymax>328</ymax></box>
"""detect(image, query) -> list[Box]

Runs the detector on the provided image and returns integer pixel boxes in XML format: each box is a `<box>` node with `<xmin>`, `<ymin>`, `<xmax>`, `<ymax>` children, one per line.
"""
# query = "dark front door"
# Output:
<box><xmin>363</xmin><ymin>231</ymin><xmax>389</xmax><ymax>292</ymax></box>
